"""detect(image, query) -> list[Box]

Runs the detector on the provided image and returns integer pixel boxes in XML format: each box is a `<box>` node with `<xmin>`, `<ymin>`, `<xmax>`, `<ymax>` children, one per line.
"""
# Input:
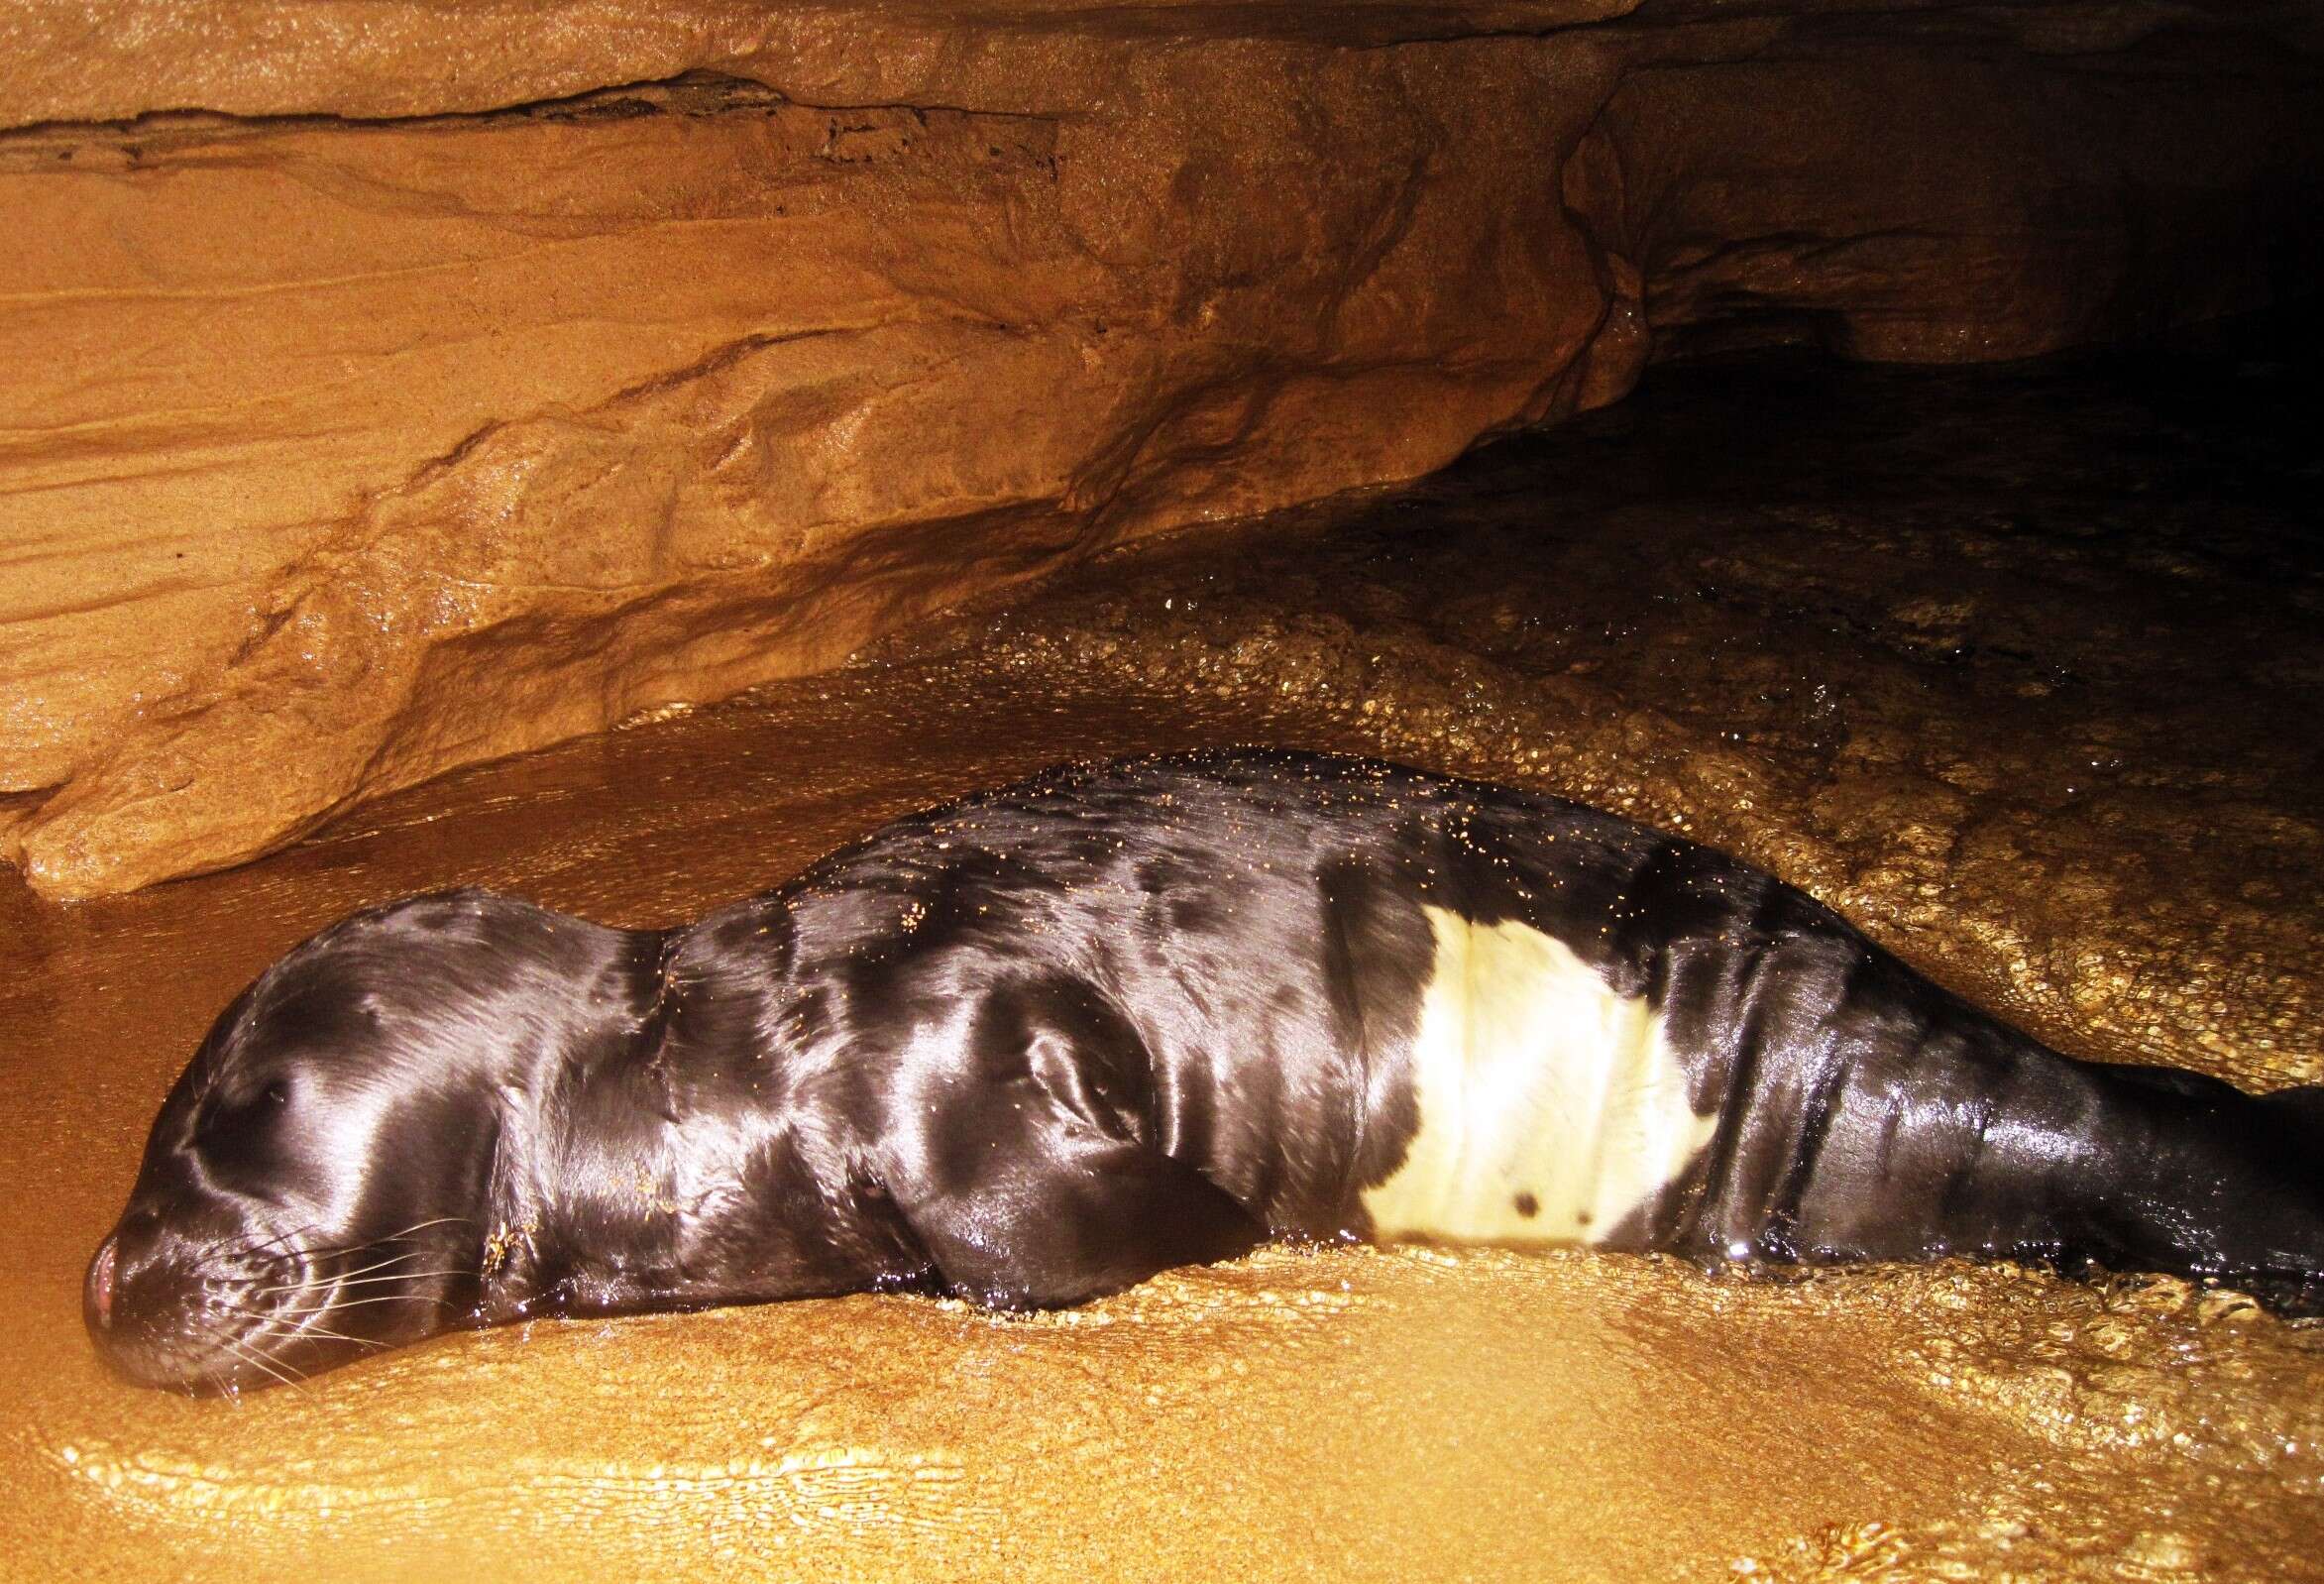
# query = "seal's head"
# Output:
<box><xmin>84</xmin><ymin>889</ymin><xmax>642</xmax><ymax>1394</ymax></box>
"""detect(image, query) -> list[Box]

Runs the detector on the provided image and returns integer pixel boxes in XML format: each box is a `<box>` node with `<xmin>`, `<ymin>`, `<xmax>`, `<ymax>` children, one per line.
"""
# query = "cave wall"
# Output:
<box><xmin>2</xmin><ymin>1</ymin><xmax>2317</xmax><ymax>896</ymax></box>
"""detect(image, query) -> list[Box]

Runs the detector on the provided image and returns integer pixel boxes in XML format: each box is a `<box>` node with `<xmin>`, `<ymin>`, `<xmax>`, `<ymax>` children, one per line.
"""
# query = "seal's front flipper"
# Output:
<box><xmin>905</xmin><ymin>1133</ymin><xmax>1267</xmax><ymax>1309</ymax></box>
<box><xmin>888</xmin><ymin>974</ymin><xmax>1266</xmax><ymax>1309</ymax></box>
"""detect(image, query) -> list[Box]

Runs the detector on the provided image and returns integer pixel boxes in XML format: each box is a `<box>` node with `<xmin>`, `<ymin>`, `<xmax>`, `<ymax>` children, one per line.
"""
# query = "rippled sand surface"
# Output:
<box><xmin>4</xmin><ymin>334</ymin><xmax>2320</xmax><ymax>1580</ymax></box>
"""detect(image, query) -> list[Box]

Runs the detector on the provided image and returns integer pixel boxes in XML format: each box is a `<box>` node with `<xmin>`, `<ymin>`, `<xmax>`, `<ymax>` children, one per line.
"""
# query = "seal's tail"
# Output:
<box><xmin>2231</xmin><ymin>1082</ymin><xmax>2324</xmax><ymax>1315</ymax></box>
<box><xmin>2086</xmin><ymin>1067</ymin><xmax>2324</xmax><ymax>1318</ymax></box>
<box><xmin>1745</xmin><ymin>1029</ymin><xmax>2324</xmax><ymax>1318</ymax></box>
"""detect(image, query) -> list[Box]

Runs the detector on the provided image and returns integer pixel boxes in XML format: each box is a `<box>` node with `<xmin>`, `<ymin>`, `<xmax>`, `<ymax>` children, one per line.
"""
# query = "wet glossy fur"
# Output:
<box><xmin>86</xmin><ymin>750</ymin><xmax>2324</xmax><ymax>1392</ymax></box>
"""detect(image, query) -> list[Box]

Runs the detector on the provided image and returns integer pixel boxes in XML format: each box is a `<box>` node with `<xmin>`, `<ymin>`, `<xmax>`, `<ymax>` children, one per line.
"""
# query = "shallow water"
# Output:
<box><xmin>4</xmin><ymin>332</ymin><xmax>2320</xmax><ymax>1580</ymax></box>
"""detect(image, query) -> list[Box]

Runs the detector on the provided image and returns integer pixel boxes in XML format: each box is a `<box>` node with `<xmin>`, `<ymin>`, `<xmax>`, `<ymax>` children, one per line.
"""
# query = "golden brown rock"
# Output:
<box><xmin>0</xmin><ymin>3</ymin><xmax>2319</xmax><ymax>894</ymax></box>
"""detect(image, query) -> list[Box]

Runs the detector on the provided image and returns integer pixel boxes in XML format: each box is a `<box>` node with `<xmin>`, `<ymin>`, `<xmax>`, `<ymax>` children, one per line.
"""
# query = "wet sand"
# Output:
<box><xmin>4</xmin><ymin>333</ymin><xmax>2320</xmax><ymax>1580</ymax></box>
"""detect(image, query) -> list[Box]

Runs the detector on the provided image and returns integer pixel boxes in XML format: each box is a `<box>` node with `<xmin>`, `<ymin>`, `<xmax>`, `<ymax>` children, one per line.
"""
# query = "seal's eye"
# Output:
<box><xmin>195</xmin><ymin>1078</ymin><xmax>293</xmax><ymax>1148</ymax></box>
<box><xmin>192</xmin><ymin>1078</ymin><xmax>300</xmax><ymax>1182</ymax></box>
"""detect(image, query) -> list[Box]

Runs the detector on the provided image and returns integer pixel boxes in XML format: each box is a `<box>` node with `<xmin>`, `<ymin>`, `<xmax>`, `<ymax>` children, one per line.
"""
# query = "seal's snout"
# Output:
<box><xmin>84</xmin><ymin>1235</ymin><xmax>117</xmax><ymax>1333</ymax></box>
<box><xmin>81</xmin><ymin>1216</ymin><xmax>235</xmax><ymax>1389</ymax></box>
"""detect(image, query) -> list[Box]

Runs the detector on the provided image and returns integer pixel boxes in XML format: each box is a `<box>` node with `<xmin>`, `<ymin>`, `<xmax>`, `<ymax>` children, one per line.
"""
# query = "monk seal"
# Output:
<box><xmin>84</xmin><ymin>749</ymin><xmax>2324</xmax><ymax>1392</ymax></box>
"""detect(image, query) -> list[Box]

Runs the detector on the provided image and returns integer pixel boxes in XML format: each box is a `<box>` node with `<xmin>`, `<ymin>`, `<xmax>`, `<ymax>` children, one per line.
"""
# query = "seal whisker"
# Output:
<box><xmin>363</xmin><ymin>1217</ymin><xmax>475</xmax><ymax>1246</ymax></box>
<box><xmin>182</xmin><ymin>1223</ymin><xmax>319</xmax><ymax>1272</ymax></box>
<box><xmin>311</xmin><ymin>1269</ymin><xmax>469</xmax><ymax>1290</ymax></box>
<box><xmin>219</xmin><ymin>1302</ymin><xmax>392</xmax><ymax>1352</ymax></box>
<box><xmin>249</xmin><ymin>1253</ymin><xmax>426</xmax><ymax>1295</ymax></box>
<box><xmin>215</xmin><ymin>1332</ymin><xmax>308</xmax><ymax>1395</ymax></box>
<box><xmin>218</xmin><ymin>1224</ymin><xmax>319</xmax><ymax>1261</ymax></box>
<box><xmin>320</xmin><ymin>1252</ymin><xmax>424</xmax><ymax>1282</ymax></box>
<box><xmin>285</xmin><ymin>1292</ymin><xmax>453</xmax><ymax>1314</ymax></box>
<box><xmin>267</xmin><ymin>1220</ymin><xmax>476</xmax><ymax>1276</ymax></box>
<box><xmin>250</xmin><ymin>1321</ymin><xmax>391</xmax><ymax>1353</ymax></box>
<box><xmin>242</xmin><ymin>1236</ymin><xmax>379</xmax><ymax>1273</ymax></box>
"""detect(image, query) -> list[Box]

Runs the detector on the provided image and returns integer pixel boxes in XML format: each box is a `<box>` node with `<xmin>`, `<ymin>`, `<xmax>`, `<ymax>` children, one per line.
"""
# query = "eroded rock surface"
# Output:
<box><xmin>1</xmin><ymin>1</ymin><xmax>2318</xmax><ymax>894</ymax></box>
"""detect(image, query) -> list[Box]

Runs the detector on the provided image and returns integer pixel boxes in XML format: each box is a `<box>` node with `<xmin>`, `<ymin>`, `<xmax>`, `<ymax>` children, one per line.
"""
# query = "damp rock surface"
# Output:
<box><xmin>2</xmin><ymin>0</ymin><xmax>2320</xmax><ymax>896</ymax></box>
<box><xmin>3</xmin><ymin>332</ymin><xmax>2320</xmax><ymax>1580</ymax></box>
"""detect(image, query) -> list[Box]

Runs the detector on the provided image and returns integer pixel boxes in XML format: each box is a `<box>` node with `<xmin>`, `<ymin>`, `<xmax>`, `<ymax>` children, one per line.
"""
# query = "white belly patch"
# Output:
<box><xmin>1360</xmin><ymin>906</ymin><xmax>1718</xmax><ymax>1246</ymax></box>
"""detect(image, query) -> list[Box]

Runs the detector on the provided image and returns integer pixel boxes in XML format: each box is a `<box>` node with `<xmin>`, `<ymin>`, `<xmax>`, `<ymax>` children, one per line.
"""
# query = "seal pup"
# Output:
<box><xmin>84</xmin><ymin>749</ymin><xmax>2324</xmax><ymax>1392</ymax></box>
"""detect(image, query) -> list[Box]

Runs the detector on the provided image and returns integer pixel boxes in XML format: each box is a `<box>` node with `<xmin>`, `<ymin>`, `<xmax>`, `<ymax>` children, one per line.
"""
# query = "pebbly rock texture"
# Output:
<box><xmin>0</xmin><ymin>1</ymin><xmax>2319</xmax><ymax>896</ymax></box>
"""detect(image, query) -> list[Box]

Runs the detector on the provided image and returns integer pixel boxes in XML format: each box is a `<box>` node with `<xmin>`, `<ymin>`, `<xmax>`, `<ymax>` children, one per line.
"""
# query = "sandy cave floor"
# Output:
<box><xmin>2</xmin><ymin>329</ymin><xmax>2321</xmax><ymax>1580</ymax></box>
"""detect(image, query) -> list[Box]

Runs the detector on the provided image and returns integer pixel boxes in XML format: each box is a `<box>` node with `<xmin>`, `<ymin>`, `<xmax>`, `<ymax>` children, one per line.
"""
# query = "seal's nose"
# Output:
<box><xmin>85</xmin><ymin>1235</ymin><xmax>117</xmax><ymax>1333</ymax></box>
